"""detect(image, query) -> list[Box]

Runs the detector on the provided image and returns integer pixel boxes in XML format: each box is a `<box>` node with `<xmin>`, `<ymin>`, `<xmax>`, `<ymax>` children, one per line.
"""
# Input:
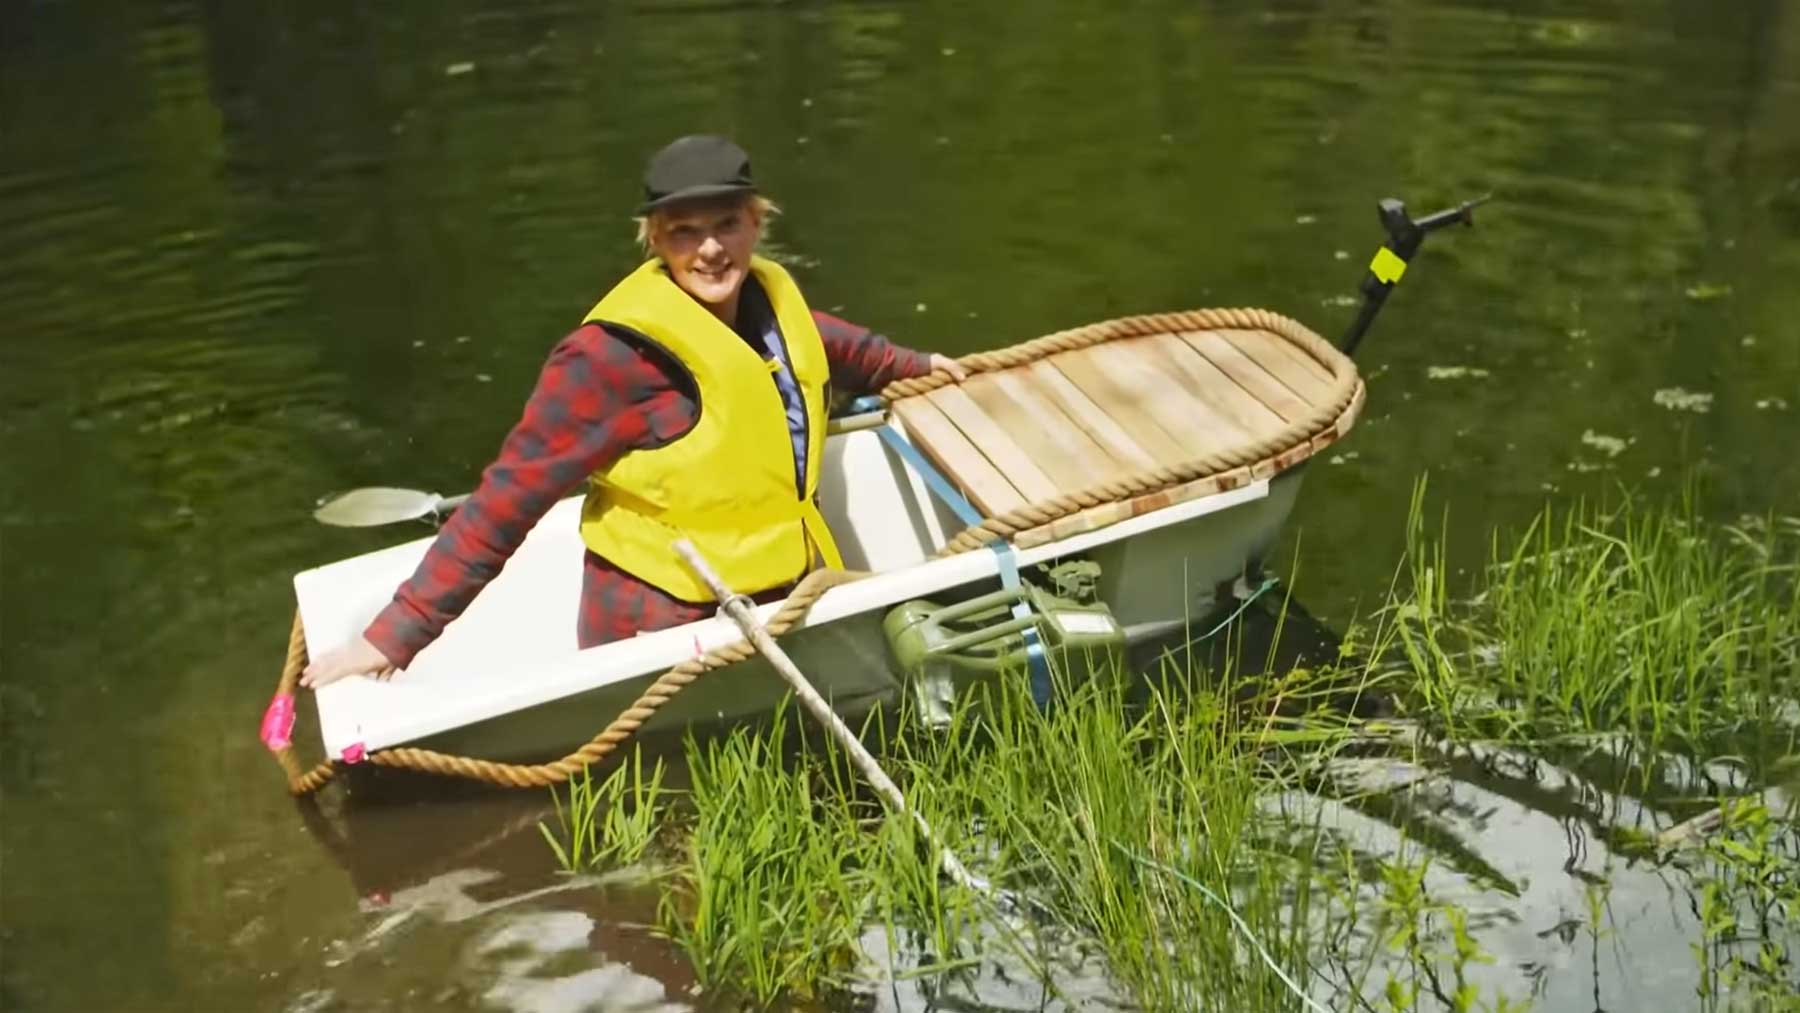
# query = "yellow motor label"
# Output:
<box><xmin>1370</xmin><ymin>246</ymin><xmax>1408</xmax><ymax>284</ymax></box>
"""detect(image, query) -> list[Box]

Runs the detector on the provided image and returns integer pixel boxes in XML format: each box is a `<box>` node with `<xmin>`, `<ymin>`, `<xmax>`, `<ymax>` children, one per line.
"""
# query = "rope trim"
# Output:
<box><xmin>878</xmin><ymin>307</ymin><xmax>1359</xmax><ymax>557</ymax></box>
<box><xmin>271</xmin><ymin>567</ymin><xmax>860</xmax><ymax>796</ymax></box>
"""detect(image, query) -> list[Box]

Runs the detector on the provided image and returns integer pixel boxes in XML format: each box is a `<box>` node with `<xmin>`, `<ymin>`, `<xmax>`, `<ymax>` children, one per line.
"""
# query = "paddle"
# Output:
<box><xmin>312</xmin><ymin>488</ymin><xmax>470</xmax><ymax>527</ymax></box>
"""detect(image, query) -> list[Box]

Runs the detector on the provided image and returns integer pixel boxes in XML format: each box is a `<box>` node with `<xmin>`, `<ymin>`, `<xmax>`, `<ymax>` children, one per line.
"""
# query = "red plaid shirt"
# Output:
<box><xmin>363</xmin><ymin>310</ymin><xmax>932</xmax><ymax>669</ymax></box>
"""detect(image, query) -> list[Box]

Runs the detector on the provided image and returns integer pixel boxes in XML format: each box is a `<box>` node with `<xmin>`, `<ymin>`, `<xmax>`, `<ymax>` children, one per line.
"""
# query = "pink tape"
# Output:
<box><xmin>259</xmin><ymin>693</ymin><xmax>296</xmax><ymax>752</ymax></box>
<box><xmin>341</xmin><ymin>742</ymin><xmax>367</xmax><ymax>764</ymax></box>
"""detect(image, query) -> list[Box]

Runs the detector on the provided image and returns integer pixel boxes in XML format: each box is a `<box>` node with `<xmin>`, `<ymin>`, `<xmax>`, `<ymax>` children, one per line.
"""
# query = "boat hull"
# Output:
<box><xmin>398</xmin><ymin>471</ymin><xmax>1304</xmax><ymax>764</ymax></box>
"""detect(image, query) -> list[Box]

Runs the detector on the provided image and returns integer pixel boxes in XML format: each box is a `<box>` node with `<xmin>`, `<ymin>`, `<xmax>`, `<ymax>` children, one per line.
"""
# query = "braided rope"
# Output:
<box><xmin>271</xmin><ymin>567</ymin><xmax>861</xmax><ymax>796</ymax></box>
<box><xmin>878</xmin><ymin>308</ymin><xmax>1360</xmax><ymax>556</ymax></box>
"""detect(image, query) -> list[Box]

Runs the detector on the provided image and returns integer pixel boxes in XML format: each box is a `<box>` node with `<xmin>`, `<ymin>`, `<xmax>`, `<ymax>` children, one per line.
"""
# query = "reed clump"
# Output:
<box><xmin>544</xmin><ymin>488</ymin><xmax>1799</xmax><ymax>1009</ymax></box>
<box><xmin>631</xmin><ymin>666</ymin><xmax>1505</xmax><ymax>1010</ymax></box>
<box><xmin>1386</xmin><ymin>486</ymin><xmax>1800</xmax><ymax>768</ymax></box>
<box><xmin>537</xmin><ymin>746</ymin><xmax>667</xmax><ymax>872</ymax></box>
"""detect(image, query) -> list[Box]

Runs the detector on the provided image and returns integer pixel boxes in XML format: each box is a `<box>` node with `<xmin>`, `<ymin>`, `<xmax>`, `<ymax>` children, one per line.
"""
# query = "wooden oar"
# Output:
<box><xmin>672</xmin><ymin>538</ymin><xmax>991</xmax><ymax>897</ymax></box>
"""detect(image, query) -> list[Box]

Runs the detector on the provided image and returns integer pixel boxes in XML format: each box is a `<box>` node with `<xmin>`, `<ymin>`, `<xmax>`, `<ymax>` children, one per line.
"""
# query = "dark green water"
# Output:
<box><xmin>2</xmin><ymin>1</ymin><xmax>1797</xmax><ymax>1009</ymax></box>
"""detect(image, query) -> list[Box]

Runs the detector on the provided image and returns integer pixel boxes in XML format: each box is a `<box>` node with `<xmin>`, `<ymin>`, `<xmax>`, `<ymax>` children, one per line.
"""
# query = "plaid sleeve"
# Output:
<box><xmin>812</xmin><ymin>310</ymin><xmax>934</xmax><ymax>393</ymax></box>
<box><xmin>363</xmin><ymin>324</ymin><xmax>691</xmax><ymax>668</ymax></box>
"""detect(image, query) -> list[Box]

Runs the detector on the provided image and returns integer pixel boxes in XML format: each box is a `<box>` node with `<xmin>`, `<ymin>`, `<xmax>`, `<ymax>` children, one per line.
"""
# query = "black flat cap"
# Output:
<box><xmin>639</xmin><ymin>135</ymin><xmax>756</xmax><ymax>213</ymax></box>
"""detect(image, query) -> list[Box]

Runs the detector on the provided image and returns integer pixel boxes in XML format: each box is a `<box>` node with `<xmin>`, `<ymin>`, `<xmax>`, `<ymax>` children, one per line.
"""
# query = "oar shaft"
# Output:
<box><xmin>672</xmin><ymin>540</ymin><xmax>986</xmax><ymax>894</ymax></box>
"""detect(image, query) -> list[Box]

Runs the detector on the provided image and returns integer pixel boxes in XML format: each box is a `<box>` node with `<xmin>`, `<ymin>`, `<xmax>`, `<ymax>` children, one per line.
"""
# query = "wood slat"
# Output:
<box><xmin>1145</xmin><ymin>333</ymin><xmax>1288</xmax><ymax>434</ymax></box>
<box><xmin>1176</xmin><ymin>330</ymin><xmax>1315</xmax><ymax>423</ymax></box>
<box><xmin>889</xmin><ymin>399</ymin><xmax>1025</xmax><ymax>516</ymax></box>
<box><xmin>1216</xmin><ymin>328</ymin><xmax>1334</xmax><ymax>402</ymax></box>
<box><xmin>1045</xmin><ymin>349</ymin><xmax>1192</xmax><ymax>464</ymax></box>
<box><xmin>1107</xmin><ymin>338</ymin><xmax>1261</xmax><ymax>452</ymax></box>
<box><xmin>962</xmin><ymin>372</ymin><xmax>1121</xmax><ymax>489</ymax></box>
<box><xmin>1014</xmin><ymin>465</ymin><xmax>1258</xmax><ymax>550</ymax></box>
<box><xmin>1023</xmin><ymin>360</ymin><xmax>1160</xmax><ymax>470</ymax></box>
<box><xmin>924</xmin><ymin>385</ymin><xmax>1061</xmax><ymax>503</ymax></box>
<box><xmin>1231</xmin><ymin>326</ymin><xmax>1333</xmax><ymax>384</ymax></box>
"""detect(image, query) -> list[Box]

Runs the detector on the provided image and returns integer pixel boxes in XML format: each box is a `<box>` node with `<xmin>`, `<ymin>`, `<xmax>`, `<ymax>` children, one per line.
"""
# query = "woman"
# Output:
<box><xmin>303</xmin><ymin>135</ymin><xmax>963</xmax><ymax>688</ymax></box>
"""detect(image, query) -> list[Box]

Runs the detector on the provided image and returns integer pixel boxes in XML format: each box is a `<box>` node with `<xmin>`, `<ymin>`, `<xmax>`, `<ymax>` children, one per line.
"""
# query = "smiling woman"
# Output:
<box><xmin>640</xmin><ymin>195</ymin><xmax>775</xmax><ymax>329</ymax></box>
<box><xmin>299</xmin><ymin>135</ymin><xmax>962</xmax><ymax>690</ymax></box>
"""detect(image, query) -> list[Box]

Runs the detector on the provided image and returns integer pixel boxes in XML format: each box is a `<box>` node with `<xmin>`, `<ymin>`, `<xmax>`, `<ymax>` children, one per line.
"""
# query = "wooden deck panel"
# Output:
<box><xmin>1233</xmin><ymin>326</ymin><xmax>1334</xmax><ymax>384</ymax></box>
<box><xmin>1023</xmin><ymin>359</ymin><xmax>1161</xmax><ymax>470</ymax></box>
<box><xmin>888</xmin><ymin>323</ymin><xmax>1354</xmax><ymax>528</ymax></box>
<box><xmin>889</xmin><ymin>398</ymin><xmax>1027</xmax><ymax>516</ymax></box>
<box><xmin>962</xmin><ymin>372</ymin><xmax>1122</xmax><ymax>489</ymax></box>
<box><xmin>1216</xmin><ymin>328</ymin><xmax>1334</xmax><ymax>403</ymax></box>
<box><xmin>1176</xmin><ymin>330</ymin><xmax>1315</xmax><ymax>423</ymax></box>
<box><xmin>923</xmin><ymin>385</ymin><xmax>1061</xmax><ymax>502</ymax></box>
<box><xmin>1045</xmin><ymin>348</ymin><xmax>1192</xmax><ymax>463</ymax></box>
<box><xmin>1100</xmin><ymin>339</ymin><xmax>1260</xmax><ymax>457</ymax></box>
<box><xmin>1146</xmin><ymin>333</ymin><xmax>1289</xmax><ymax>433</ymax></box>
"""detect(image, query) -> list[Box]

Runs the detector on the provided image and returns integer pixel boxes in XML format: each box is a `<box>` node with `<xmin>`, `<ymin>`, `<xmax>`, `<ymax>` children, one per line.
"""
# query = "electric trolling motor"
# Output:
<box><xmin>1339</xmin><ymin>193</ymin><xmax>1491</xmax><ymax>358</ymax></box>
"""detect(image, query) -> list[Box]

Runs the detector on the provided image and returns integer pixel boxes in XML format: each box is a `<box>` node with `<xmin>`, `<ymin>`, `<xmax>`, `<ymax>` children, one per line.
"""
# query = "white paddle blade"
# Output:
<box><xmin>313</xmin><ymin>487</ymin><xmax>443</xmax><ymax>527</ymax></box>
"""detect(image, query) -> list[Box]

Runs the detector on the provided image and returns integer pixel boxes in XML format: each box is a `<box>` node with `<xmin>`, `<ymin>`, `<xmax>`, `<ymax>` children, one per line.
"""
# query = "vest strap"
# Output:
<box><xmin>801</xmin><ymin>500</ymin><xmax>844</xmax><ymax>570</ymax></box>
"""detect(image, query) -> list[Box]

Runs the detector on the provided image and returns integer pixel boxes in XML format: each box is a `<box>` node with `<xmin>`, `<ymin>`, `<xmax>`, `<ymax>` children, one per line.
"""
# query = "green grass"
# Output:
<box><xmin>566</xmin><ymin>664</ymin><xmax>1506</xmax><ymax>1009</ymax></box>
<box><xmin>544</xmin><ymin>486</ymin><xmax>1800</xmax><ymax>1010</ymax></box>
<box><xmin>537</xmin><ymin>745</ymin><xmax>667</xmax><ymax>872</ymax></box>
<box><xmin>1386</xmin><ymin>482</ymin><xmax>1800</xmax><ymax>773</ymax></box>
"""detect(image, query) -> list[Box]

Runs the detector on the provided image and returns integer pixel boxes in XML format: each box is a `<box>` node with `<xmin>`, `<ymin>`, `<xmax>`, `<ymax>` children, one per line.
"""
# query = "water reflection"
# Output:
<box><xmin>297</xmin><ymin>865</ymin><xmax>689</xmax><ymax>1013</ymax></box>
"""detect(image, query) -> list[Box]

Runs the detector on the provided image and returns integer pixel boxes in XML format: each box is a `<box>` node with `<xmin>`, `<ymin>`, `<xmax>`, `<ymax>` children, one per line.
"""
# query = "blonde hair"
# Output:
<box><xmin>634</xmin><ymin>194</ymin><xmax>780</xmax><ymax>252</ymax></box>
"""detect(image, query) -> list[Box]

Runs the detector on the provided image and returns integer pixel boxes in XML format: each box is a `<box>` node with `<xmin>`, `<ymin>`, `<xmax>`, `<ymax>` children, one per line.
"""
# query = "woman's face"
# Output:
<box><xmin>649</xmin><ymin>198</ymin><xmax>762</xmax><ymax>311</ymax></box>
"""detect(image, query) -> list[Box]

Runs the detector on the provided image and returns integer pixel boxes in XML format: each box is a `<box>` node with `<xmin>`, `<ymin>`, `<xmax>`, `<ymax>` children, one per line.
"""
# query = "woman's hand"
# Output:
<box><xmin>300</xmin><ymin>635</ymin><xmax>398</xmax><ymax>690</ymax></box>
<box><xmin>929</xmin><ymin>353</ymin><xmax>969</xmax><ymax>382</ymax></box>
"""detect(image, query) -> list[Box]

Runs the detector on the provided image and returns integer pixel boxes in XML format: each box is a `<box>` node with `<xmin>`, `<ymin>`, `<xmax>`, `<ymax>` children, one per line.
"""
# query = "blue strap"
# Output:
<box><xmin>876</xmin><ymin>419</ymin><xmax>1052</xmax><ymax>707</ymax></box>
<box><xmin>874</xmin><ymin>424</ymin><xmax>985</xmax><ymax>530</ymax></box>
<box><xmin>993</xmin><ymin>540</ymin><xmax>1054</xmax><ymax>707</ymax></box>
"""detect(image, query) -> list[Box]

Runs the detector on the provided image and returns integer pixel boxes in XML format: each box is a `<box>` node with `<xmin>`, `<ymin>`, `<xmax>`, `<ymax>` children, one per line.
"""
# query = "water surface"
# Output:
<box><xmin>3</xmin><ymin>0</ymin><xmax>1798</xmax><ymax>1009</ymax></box>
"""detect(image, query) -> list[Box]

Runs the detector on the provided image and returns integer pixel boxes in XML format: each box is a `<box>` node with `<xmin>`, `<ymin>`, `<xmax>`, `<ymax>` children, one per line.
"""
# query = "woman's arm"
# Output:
<box><xmin>813</xmin><ymin>310</ymin><xmax>965</xmax><ymax>392</ymax></box>
<box><xmin>301</xmin><ymin>326</ymin><xmax>691</xmax><ymax>687</ymax></box>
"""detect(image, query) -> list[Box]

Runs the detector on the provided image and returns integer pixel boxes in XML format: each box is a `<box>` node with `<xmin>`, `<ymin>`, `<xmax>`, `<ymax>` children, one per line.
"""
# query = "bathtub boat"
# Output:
<box><xmin>288</xmin><ymin>310</ymin><xmax>1363</xmax><ymax>773</ymax></box>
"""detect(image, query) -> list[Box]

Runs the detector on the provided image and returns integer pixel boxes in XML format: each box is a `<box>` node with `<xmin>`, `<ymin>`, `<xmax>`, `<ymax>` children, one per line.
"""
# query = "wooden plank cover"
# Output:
<box><xmin>1216</xmin><ymin>328</ymin><xmax>1334</xmax><ymax>403</ymax></box>
<box><xmin>887</xmin><ymin>321</ymin><xmax>1352</xmax><ymax>527</ymax></box>
<box><xmin>962</xmin><ymin>372</ymin><xmax>1121</xmax><ymax>489</ymax></box>
<box><xmin>1176</xmin><ymin>330</ymin><xmax>1313</xmax><ymax>423</ymax></box>
<box><xmin>1100</xmin><ymin>339</ymin><xmax>1258</xmax><ymax>456</ymax></box>
<box><xmin>1023</xmin><ymin>360</ymin><xmax>1160</xmax><ymax>470</ymax></box>
<box><xmin>924</xmin><ymin>385</ymin><xmax>1061</xmax><ymax>502</ymax></box>
<box><xmin>1045</xmin><ymin>348</ymin><xmax>1191</xmax><ymax>463</ymax></box>
<box><xmin>889</xmin><ymin>399</ymin><xmax>1027</xmax><ymax>516</ymax></box>
<box><xmin>1145</xmin><ymin>333</ymin><xmax>1288</xmax><ymax>433</ymax></box>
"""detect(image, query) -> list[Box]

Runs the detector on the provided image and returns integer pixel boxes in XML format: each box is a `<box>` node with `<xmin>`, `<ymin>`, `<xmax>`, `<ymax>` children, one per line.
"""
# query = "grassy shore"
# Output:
<box><xmin>543</xmin><ymin>490</ymin><xmax>1800</xmax><ymax>1010</ymax></box>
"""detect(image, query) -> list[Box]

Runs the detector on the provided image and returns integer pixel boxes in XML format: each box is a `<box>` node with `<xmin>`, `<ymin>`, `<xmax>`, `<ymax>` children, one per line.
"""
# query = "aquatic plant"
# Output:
<box><xmin>547</xmin><ymin>488</ymin><xmax>1800</xmax><ymax>1009</ymax></box>
<box><xmin>656</xmin><ymin>705</ymin><xmax>874</xmax><ymax>1005</ymax></box>
<box><xmin>1390</xmin><ymin>485</ymin><xmax>1800</xmax><ymax>768</ymax></box>
<box><xmin>641</xmin><ymin>654</ymin><xmax>1519</xmax><ymax>1009</ymax></box>
<box><xmin>538</xmin><ymin>745</ymin><xmax>668</xmax><ymax>872</ymax></box>
<box><xmin>1684</xmin><ymin>797</ymin><xmax>1800</xmax><ymax>1011</ymax></box>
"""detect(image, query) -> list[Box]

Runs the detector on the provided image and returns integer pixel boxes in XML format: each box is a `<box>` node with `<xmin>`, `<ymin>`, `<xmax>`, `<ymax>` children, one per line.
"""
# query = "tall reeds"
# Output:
<box><xmin>542</xmin><ymin>487</ymin><xmax>1800</xmax><ymax>1009</ymax></box>
<box><xmin>1390</xmin><ymin>484</ymin><xmax>1800</xmax><ymax>771</ymax></box>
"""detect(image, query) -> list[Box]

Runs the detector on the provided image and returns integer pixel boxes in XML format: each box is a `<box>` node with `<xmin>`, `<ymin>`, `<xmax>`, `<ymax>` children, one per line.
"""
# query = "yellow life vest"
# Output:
<box><xmin>577</xmin><ymin>255</ymin><xmax>843</xmax><ymax>603</ymax></box>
